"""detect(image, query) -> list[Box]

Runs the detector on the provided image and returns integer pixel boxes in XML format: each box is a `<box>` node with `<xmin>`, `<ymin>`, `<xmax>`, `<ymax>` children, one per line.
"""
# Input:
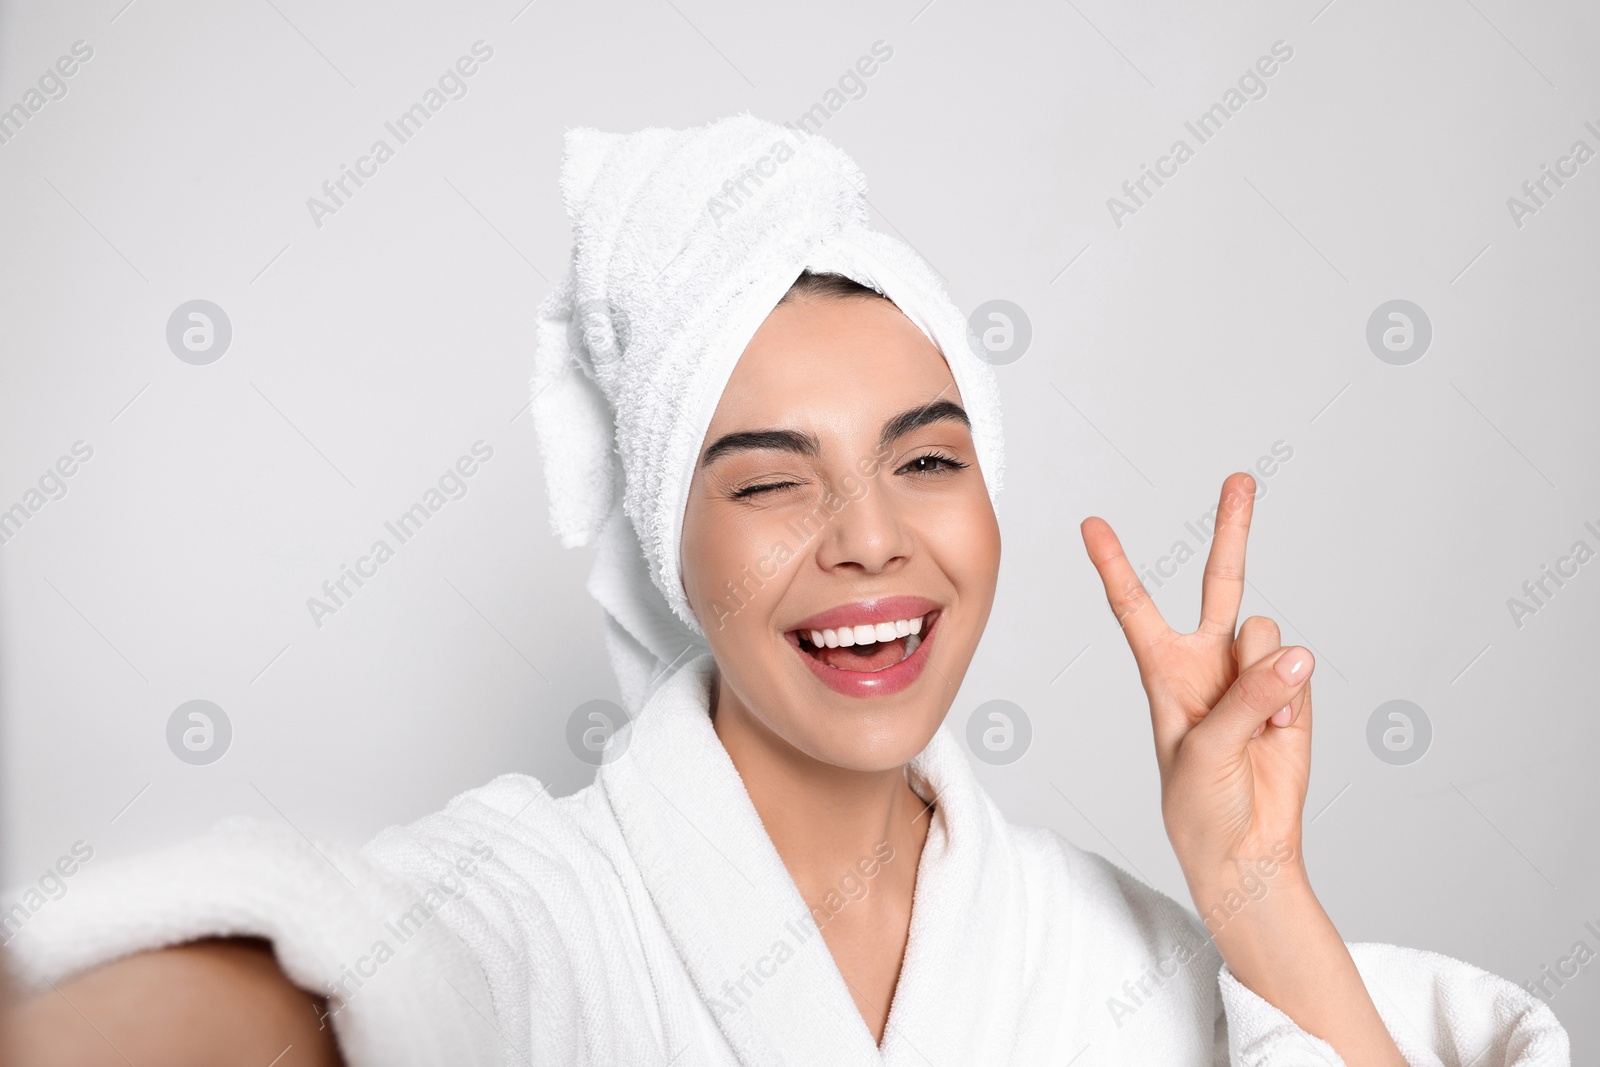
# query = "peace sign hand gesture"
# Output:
<box><xmin>1079</xmin><ymin>472</ymin><xmax>1409</xmax><ymax>1065</ymax></box>
<box><xmin>1080</xmin><ymin>472</ymin><xmax>1315</xmax><ymax>895</ymax></box>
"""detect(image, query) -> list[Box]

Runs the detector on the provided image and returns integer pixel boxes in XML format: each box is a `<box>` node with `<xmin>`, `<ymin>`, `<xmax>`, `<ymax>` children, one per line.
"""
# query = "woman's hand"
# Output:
<box><xmin>1080</xmin><ymin>471</ymin><xmax>1313</xmax><ymax>890</ymax></box>
<box><xmin>1081</xmin><ymin>472</ymin><xmax>1406</xmax><ymax>1066</ymax></box>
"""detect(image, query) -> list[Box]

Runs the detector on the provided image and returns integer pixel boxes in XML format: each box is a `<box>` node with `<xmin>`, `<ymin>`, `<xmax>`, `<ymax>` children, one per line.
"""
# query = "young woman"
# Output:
<box><xmin>2</xmin><ymin>117</ymin><xmax>1568</xmax><ymax>1066</ymax></box>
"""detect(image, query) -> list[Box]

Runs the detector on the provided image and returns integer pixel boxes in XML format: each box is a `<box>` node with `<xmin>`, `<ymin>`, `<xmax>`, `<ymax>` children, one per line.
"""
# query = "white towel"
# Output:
<box><xmin>4</xmin><ymin>652</ymin><xmax>1570</xmax><ymax>1065</ymax></box>
<box><xmin>528</xmin><ymin>113</ymin><xmax>1007</xmax><ymax>713</ymax></box>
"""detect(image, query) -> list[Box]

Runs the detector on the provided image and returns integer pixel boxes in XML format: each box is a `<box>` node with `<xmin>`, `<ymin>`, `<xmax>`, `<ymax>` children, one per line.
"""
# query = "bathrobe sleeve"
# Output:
<box><xmin>1214</xmin><ymin>941</ymin><xmax>1570</xmax><ymax>1065</ymax></box>
<box><xmin>1</xmin><ymin>817</ymin><xmax>509</xmax><ymax>1067</ymax></box>
<box><xmin>1045</xmin><ymin>836</ymin><xmax>1568</xmax><ymax>1066</ymax></box>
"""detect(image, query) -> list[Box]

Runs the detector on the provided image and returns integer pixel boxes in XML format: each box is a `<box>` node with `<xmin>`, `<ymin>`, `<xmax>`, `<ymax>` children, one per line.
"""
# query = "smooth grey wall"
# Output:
<box><xmin>2</xmin><ymin>0</ymin><xmax>1596</xmax><ymax>1052</ymax></box>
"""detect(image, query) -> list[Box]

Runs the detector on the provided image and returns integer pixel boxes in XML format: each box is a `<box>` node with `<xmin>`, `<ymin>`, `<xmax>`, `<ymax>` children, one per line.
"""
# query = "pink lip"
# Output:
<box><xmin>788</xmin><ymin>595</ymin><xmax>940</xmax><ymax>634</ymax></box>
<box><xmin>785</xmin><ymin>608</ymin><xmax>941</xmax><ymax>699</ymax></box>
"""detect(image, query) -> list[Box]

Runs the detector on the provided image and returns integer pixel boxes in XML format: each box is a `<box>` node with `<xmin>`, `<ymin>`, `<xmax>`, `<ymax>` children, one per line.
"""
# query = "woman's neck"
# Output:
<box><xmin>709</xmin><ymin>680</ymin><xmax>935</xmax><ymax>906</ymax></box>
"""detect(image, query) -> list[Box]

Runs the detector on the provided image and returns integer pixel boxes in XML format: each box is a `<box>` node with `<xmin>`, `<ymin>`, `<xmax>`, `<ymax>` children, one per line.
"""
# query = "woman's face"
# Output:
<box><xmin>680</xmin><ymin>292</ymin><xmax>1001</xmax><ymax>771</ymax></box>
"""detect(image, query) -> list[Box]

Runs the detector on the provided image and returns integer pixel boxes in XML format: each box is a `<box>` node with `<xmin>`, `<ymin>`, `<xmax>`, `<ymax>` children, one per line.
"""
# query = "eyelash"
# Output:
<box><xmin>730</xmin><ymin>451</ymin><xmax>971</xmax><ymax>499</ymax></box>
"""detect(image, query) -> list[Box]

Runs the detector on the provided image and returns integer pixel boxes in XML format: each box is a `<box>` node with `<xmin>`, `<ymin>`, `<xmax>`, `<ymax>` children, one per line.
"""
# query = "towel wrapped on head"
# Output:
<box><xmin>529</xmin><ymin>112</ymin><xmax>1006</xmax><ymax>713</ymax></box>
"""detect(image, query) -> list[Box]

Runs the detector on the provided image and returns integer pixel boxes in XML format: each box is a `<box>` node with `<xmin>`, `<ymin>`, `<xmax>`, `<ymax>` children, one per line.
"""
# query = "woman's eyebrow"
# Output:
<box><xmin>700</xmin><ymin>399</ymin><xmax>970</xmax><ymax>468</ymax></box>
<box><xmin>700</xmin><ymin>427</ymin><xmax>819</xmax><ymax>468</ymax></box>
<box><xmin>879</xmin><ymin>399</ymin><xmax>969</xmax><ymax>452</ymax></box>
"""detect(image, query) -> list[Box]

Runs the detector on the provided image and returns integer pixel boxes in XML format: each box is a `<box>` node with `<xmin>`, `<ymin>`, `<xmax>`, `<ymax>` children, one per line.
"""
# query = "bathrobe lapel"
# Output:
<box><xmin>599</xmin><ymin>653</ymin><xmax>1036</xmax><ymax>1065</ymax></box>
<box><xmin>870</xmin><ymin>685</ymin><xmax>1038</xmax><ymax>1066</ymax></box>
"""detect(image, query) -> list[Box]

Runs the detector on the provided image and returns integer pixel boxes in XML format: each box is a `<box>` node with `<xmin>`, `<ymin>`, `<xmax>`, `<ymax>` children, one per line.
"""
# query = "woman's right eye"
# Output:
<box><xmin>732</xmin><ymin>480</ymin><xmax>801</xmax><ymax>499</ymax></box>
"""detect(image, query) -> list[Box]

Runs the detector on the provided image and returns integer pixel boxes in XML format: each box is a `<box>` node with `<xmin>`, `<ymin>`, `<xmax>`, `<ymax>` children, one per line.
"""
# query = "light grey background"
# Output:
<box><xmin>2</xmin><ymin>0</ymin><xmax>1596</xmax><ymax>1053</ymax></box>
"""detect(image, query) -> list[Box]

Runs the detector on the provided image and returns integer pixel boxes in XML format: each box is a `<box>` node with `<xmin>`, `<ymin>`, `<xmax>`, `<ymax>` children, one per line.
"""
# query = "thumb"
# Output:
<box><xmin>1192</xmin><ymin>646</ymin><xmax>1314</xmax><ymax>748</ymax></box>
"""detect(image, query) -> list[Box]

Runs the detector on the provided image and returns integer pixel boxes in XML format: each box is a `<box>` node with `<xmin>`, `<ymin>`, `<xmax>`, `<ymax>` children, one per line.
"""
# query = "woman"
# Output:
<box><xmin>2</xmin><ymin>116</ymin><xmax>1568</xmax><ymax>1066</ymax></box>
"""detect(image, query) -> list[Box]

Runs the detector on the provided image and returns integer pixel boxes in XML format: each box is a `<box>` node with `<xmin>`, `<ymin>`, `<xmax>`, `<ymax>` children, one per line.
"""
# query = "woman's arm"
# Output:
<box><xmin>3</xmin><ymin>937</ymin><xmax>345</xmax><ymax>1067</ymax></box>
<box><xmin>1192</xmin><ymin>863</ymin><xmax>1404</xmax><ymax>1063</ymax></box>
<box><xmin>1082</xmin><ymin>471</ymin><xmax>1406</xmax><ymax>1065</ymax></box>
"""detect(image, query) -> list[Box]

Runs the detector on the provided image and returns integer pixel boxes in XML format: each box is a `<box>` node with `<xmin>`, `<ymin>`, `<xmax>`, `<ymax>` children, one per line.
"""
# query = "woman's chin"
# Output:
<box><xmin>773</xmin><ymin>690</ymin><xmax>951</xmax><ymax>773</ymax></box>
<box><xmin>793</xmin><ymin>725</ymin><xmax>941</xmax><ymax>774</ymax></box>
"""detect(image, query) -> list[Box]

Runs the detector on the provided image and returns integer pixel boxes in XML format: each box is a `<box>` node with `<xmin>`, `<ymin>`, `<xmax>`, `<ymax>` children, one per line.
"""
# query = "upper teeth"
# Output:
<box><xmin>807</xmin><ymin>615</ymin><xmax>925</xmax><ymax>648</ymax></box>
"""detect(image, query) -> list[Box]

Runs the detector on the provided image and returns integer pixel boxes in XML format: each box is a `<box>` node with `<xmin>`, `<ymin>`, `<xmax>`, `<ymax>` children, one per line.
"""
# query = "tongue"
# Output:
<box><xmin>812</xmin><ymin>637</ymin><xmax>907</xmax><ymax>672</ymax></box>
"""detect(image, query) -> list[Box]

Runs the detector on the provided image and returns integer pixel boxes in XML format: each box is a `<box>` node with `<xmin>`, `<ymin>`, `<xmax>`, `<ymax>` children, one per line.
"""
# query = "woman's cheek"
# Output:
<box><xmin>940</xmin><ymin>487</ymin><xmax>1001</xmax><ymax>594</ymax></box>
<box><xmin>697</xmin><ymin>514</ymin><xmax>789</xmax><ymax>640</ymax></box>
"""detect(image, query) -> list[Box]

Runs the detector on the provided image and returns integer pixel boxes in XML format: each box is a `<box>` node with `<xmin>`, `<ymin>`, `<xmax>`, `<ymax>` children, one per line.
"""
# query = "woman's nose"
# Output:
<box><xmin>813</xmin><ymin>474</ymin><xmax>912</xmax><ymax>576</ymax></box>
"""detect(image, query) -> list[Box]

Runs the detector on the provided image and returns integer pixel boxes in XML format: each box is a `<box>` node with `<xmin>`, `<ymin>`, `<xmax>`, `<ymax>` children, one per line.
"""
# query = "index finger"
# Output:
<box><xmin>1080</xmin><ymin>516</ymin><xmax>1171</xmax><ymax>657</ymax></box>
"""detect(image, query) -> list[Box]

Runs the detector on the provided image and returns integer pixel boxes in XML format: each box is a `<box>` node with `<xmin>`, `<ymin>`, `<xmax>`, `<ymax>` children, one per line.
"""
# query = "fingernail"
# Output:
<box><xmin>1274</xmin><ymin>647</ymin><xmax>1313</xmax><ymax>684</ymax></box>
<box><xmin>1251</xmin><ymin>722</ymin><xmax>1264</xmax><ymax>738</ymax></box>
<box><xmin>1270</xmin><ymin>705</ymin><xmax>1293</xmax><ymax>728</ymax></box>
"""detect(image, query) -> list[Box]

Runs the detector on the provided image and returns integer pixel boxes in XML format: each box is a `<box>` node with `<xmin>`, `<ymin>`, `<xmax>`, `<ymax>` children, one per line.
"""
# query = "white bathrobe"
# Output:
<box><xmin>5</xmin><ymin>652</ymin><xmax>1568</xmax><ymax>1065</ymax></box>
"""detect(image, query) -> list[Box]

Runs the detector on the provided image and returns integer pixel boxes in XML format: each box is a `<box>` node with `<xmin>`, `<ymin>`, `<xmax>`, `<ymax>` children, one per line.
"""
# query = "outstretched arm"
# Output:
<box><xmin>3</xmin><ymin>937</ymin><xmax>345</xmax><ymax>1067</ymax></box>
<box><xmin>1082</xmin><ymin>471</ymin><xmax>1405</xmax><ymax>1066</ymax></box>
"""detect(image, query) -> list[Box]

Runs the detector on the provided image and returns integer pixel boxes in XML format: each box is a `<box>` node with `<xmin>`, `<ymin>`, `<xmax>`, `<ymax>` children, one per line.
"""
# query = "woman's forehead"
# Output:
<box><xmin>709</xmin><ymin>297</ymin><xmax>959</xmax><ymax>432</ymax></box>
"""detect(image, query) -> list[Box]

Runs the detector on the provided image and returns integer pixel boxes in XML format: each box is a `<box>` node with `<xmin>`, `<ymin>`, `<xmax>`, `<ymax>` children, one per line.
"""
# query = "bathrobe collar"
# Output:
<box><xmin>598</xmin><ymin>652</ymin><xmax>1034</xmax><ymax>1065</ymax></box>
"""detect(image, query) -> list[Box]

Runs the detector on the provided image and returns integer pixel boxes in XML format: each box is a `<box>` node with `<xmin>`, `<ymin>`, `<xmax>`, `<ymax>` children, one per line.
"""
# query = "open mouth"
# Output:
<box><xmin>788</xmin><ymin>611</ymin><xmax>936</xmax><ymax>673</ymax></box>
<box><xmin>780</xmin><ymin>601</ymin><xmax>940</xmax><ymax>700</ymax></box>
<box><xmin>782</xmin><ymin>597</ymin><xmax>942</xmax><ymax>698</ymax></box>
